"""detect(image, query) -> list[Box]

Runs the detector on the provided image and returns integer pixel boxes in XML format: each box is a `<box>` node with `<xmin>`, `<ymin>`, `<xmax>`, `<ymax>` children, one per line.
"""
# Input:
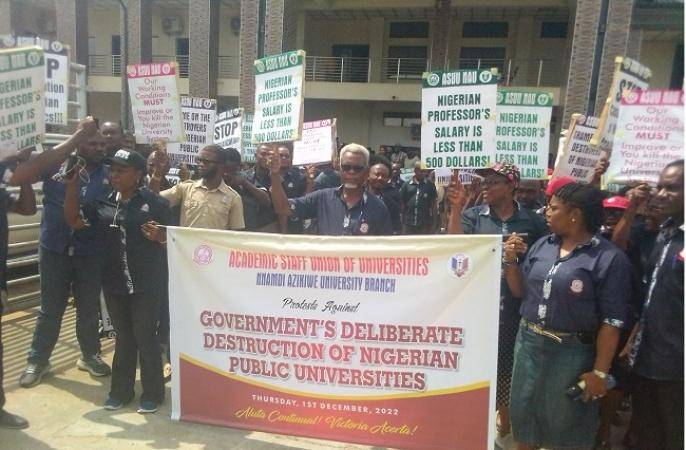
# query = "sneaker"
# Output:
<box><xmin>18</xmin><ymin>362</ymin><xmax>51</xmax><ymax>388</ymax></box>
<box><xmin>0</xmin><ymin>409</ymin><xmax>29</xmax><ymax>429</ymax></box>
<box><xmin>103</xmin><ymin>397</ymin><xmax>125</xmax><ymax>411</ymax></box>
<box><xmin>77</xmin><ymin>355</ymin><xmax>111</xmax><ymax>377</ymax></box>
<box><xmin>137</xmin><ymin>400</ymin><xmax>158</xmax><ymax>414</ymax></box>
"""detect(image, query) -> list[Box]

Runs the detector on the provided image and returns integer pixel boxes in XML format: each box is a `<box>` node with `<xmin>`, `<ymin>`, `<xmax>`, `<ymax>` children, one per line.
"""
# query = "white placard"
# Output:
<box><xmin>214</xmin><ymin>108</ymin><xmax>243</xmax><ymax>151</ymax></box>
<box><xmin>552</xmin><ymin>114</ymin><xmax>601</xmax><ymax>183</ymax></box>
<box><xmin>167</xmin><ymin>96</ymin><xmax>216</xmax><ymax>166</ymax></box>
<box><xmin>421</xmin><ymin>69</ymin><xmax>497</xmax><ymax>170</ymax></box>
<box><xmin>591</xmin><ymin>56</ymin><xmax>651</xmax><ymax>157</ymax></box>
<box><xmin>495</xmin><ymin>89</ymin><xmax>553</xmax><ymax>179</ymax></box>
<box><xmin>242</xmin><ymin>112</ymin><xmax>256</xmax><ymax>164</ymax></box>
<box><xmin>127</xmin><ymin>62</ymin><xmax>185</xmax><ymax>144</ymax></box>
<box><xmin>252</xmin><ymin>50</ymin><xmax>305</xmax><ymax>143</ymax></box>
<box><xmin>606</xmin><ymin>90</ymin><xmax>684</xmax><ymax>185</ymax></box>
<box><xmin>292</xmin><ymin>119</ymin><xmax>337</xmax><ymax>166</ymax></box>
<box><xmin>0</xmin><ymin>46</ymin><xmax>45</xmax><ymax>156</ymax></box>
<box><xmin>0</xmin><ymin>35</ymin><xmax>70</xmax><ymax>126</ymax></box>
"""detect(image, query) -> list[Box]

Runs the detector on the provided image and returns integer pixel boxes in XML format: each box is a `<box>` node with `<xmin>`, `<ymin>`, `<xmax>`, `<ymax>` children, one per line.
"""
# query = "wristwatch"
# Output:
<box><xmin>593</xmin><ymin>369</ymin><xmax>608</xmax><ymax>379</ymax></box>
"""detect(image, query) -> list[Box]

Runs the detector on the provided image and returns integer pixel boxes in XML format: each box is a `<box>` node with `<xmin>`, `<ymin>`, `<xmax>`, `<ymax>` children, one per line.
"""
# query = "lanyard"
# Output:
<box><xmin>542</xmin><ymin>260</ymin><xmax>563</xmax><ymax>300</ymax></box>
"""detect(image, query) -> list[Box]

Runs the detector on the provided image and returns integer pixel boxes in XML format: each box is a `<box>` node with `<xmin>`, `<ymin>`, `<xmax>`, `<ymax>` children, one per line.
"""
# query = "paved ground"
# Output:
<box><xmin>1</xmin><ymin>306</ymin><xmax>382</xmax><ymax>450</ymax></box>
<box><xmin>1</xmin><ymin>306</ymin><xmax>629</xmax><ymax>450</ymax></box>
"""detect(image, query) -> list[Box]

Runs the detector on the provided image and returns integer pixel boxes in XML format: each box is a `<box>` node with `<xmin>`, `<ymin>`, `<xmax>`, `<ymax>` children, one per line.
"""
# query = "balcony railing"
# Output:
<box><xmin>87</xmin><ymin>54</ymin><xmax>564</xmax><ymax>87</ymax></box>
<box><xmin>88</xmin><ymin>54</ymin><xmax>189</xmax><ymax>77</ymax></box>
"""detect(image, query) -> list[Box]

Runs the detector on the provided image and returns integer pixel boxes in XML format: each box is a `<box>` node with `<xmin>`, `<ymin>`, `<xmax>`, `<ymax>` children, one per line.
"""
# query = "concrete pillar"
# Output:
<box><xmin>189</xmin><ymin>0</ymin><xmax>219</xmax><ymax>99</ymax></box>
<box><xmin>594</xmin><ymin>0</ymin><xmax>634</xmax><ymax>114</ymax></box>
<box><xmin>430</xmin><ymin>0</ymin><xmax>452</xmax><ymax>70</ymax></box>
<box><xmin>54</xmin><ymin>0</ymin><xmax>89</xmax><ymax>66</ymax></box>
<box><xmin>265</xmin><ymin>0</ymin><xmax>297</xmax><ymax>56</ymax></box>
<box><xmin>369</xmin><ymin>17</ymin><xmax>384</xmax><ymax>83</ymax></box>
<box><xmin>626</xmin><ymin>28</ymin><xmax>643</xmax><ymax>60</ymax></box>
<box><xmin>239</xmin><ymin>0</ymin><xmax>259</xmax><ymax>113</ymax></box>
<box><xmin>120</xmin><ymin>0</ymin><xmax>152</xmax><ymax>129</ymax></box>
<box><xmin>295</xmin><ymin>11</ymin><xmax>306</xmax><ymax>50</ymax></box>
<box><xmin>0</xmin><ymin>0</ymin><xmax>11</xmax><ymax>35</ymax></box>
<box><xmin>513</xmin><ymin>16</ymin><xmax>534</xmax><ymax>84</ymax></box>
<box><xmin>562</xmin><ymin>0</ymin><xmax>602</xmax><ymax>127</ymax></box>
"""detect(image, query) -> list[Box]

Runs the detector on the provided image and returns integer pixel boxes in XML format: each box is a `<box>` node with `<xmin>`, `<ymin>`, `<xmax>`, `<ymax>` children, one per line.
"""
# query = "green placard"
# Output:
<box><xmin>497</xmin><ymin>89</ymin><xmax>553</xmax><ymax>107</ymax></box>
<box><xmin>254</xmin><ymin>50</ymin><xmax>305</xmax><ymax>75</ymax></box>
<box><xmin>422</xmin><ymin>69</ymin><xmax>498</xmax><ymax>88</ymax></box>
<box><xmin>0</xmin><ymin>46</ymin><xmax>44</xmax><ymax>73</ymax></box>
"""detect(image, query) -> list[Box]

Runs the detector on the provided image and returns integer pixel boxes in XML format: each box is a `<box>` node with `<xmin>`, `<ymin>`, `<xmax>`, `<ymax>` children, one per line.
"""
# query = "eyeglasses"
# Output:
<box><xmin>195</xmin><ymin>157</ymin><xmax>221</xmax><ymax>165</ymax></box>
<box><xmin>341</xmin><ymin>164</ymin><xmax>366</xmax><ymax>173</ymax></box>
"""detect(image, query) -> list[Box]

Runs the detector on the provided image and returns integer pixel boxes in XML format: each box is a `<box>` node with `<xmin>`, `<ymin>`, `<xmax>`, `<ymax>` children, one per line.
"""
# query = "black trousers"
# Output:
<box><xmin>106</xmin><ymin>292</ymin><xmax>164</xmax><ymax>404</ymax></box>
<box><xmin>632</xmin><ymin>373</ymin><xmax>684</xmax><ymax>450</ymax></box>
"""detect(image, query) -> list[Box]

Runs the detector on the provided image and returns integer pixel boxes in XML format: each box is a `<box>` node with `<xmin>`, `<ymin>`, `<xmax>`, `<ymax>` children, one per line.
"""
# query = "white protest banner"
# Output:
<box><xmin>421</xmin><ymin>69</ymin><xmax>497</xmax><ymax>170</ymax></box>
<box><xmin>168</xmin><ymin>229</ymin><xmax>500</xmax><ymax>449</ymax></box>
<box><xmin>167</xmin><ymin>96</ymin><xmax>216</xmax><ymax>166</ymax></box>
<box><xmin>0</xmin><ymin>46</ymin><xmax>45</xmax><ymax>156</ymax></box>
<box><xmin>0</xmin><ymin>35</ymin><xmax>70</xmax><ymax>126</ymax></box>
<box><xmin>242</xmin><ymin>113</ymin><xmax>256</xmax><ymax>164</ymax></box>
<box><xmin>606</xmin><ymin>90</ymin><xmax>684</xmax><ymax>185</ymax></box>
<box><xmin>591</xmin><ymin>56</ymin><xmax>651</xmax><ymax>157</ymax></box>
<box><xmin>495</xmin><ymin>89</ymin><xmax>553</xmax><ymax>179</ymax></box>
<box><xmin>292</xmin><ymin>119</ymin><xmax>337</xmax><ymax>166</ymax></box>
<box><xmin>552</xmin><ymin>114</ymin><xmax>601</xmax><ymax>183</ymax></box>
<box><xmin>127</xmin><ymin>62</ymin><xmax>184</xmax><ymax>144</ymax></box>
<box><xmin>214</xmin><ymin>108</ymin><xmax>243</xmax><ymax>151</ymax></box>
<box><xmin>253</xmin><ymin>50</ymin><xmax>306</xmax><ymax>143</ymax></box>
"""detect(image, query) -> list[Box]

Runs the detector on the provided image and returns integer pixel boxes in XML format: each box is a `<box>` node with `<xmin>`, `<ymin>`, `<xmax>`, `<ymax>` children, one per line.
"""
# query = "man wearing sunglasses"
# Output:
<box><xmin>12</xmin><ymin>117</ymin><xmax>113</xmax><ymax>389</ymax></box>
<box><xmin>270</xmin><ymin>143</ymin><xmax>392</xmax><ymax>236</ymax></box>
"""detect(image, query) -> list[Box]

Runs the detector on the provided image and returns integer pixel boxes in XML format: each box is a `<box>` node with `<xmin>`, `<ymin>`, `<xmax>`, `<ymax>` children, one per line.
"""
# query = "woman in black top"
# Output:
<box><xmin>65</xmin><ymin>149</ymin><xmax>170</xmax><ymax>414</ymax></box>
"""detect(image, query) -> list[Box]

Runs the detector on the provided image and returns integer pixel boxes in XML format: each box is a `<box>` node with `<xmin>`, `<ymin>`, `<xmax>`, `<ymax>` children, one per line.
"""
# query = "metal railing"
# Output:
<box><xmin>89</xmin><ymin>54</ymin><xmax>190</xmax><ymax>77</ymax></box>
<box><xmin>218</xmin><ymin>56</ymin><xmax>239</xmax><ymax>78</ymax></box>
<box><xmin>449</xmin><ymin>58</ymin><xmax>563</xmax><ymax>87</ymax></box>
<box><xmin>87</xmin><ymin>54</ymin><xmax>564</xmax><ymax>87</ymax></box>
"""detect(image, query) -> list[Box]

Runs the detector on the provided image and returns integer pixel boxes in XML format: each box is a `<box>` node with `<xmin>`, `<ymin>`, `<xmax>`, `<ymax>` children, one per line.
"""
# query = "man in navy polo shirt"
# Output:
<box><xmin>13</xmin><ymin>118</ymin><xmax>112</xmax><ymax>388</ymax></box>
<box><xmin>270</xmin><ymin>143</ymin><xmax>392</xmax><ymax>236</ymax></box>
<box><xmin>626</xmin><ymin>160</ymin><xmax>684</xmax><ymax>450</ymax></box>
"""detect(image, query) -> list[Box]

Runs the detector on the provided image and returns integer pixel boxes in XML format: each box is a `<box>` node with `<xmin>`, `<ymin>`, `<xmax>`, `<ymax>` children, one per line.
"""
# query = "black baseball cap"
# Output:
<box><xmin>108</xmin><ymin>148</ymin><xmax>146</xmax><ymax>171</ymax></box>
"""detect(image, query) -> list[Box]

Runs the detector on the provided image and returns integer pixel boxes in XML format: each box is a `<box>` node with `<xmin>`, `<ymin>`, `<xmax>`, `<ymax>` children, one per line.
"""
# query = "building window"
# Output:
<box><xmin>459</xmin><ymin>47</ymin><xmax>506</xmax><ymax>73</ymax></box>
<box><xmin>389</xmin><ymin>22</ymin><xmax>429</xmax><ymax>38</ymax></box>
<box><xmin>386</xmin><ymin>46</ymin><xmax>428</xmax><ymax>79</ymax></box>
<box><xmin>541</xmin><ymin>22</ymin><xmax>568</xmax><ymax>38</ymax></box>
<box><xmin>383</xmin><ymin>112</ymin><xmax>421</xmax><ymax>127</ymax></box>
<box><xmin>462</xmin><ymin>22</ymin><xmax>509</xmax><ymax>38</ymax></box>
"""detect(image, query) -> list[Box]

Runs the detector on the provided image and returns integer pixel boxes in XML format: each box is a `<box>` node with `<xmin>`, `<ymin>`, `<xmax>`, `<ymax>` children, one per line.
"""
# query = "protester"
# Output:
<box><xmin>503</xmin><ymin>183</ymin><xmax>631</xmax><ymax>449</ymax></box>
<box><xmin>536</xmin><ymin>176</ymin><xmax>576</xmax><ymax>217</ymax></box>
<box><xmin>270</xmin><ymin>143</ymin><xmax>392</xmax><ymax>236</ymax></box>
<box><xmin>601</xmin><ymin>195</ymin><xmax>631</xmax><ymax>239</ymax></box>
<box><xmin>223</xmin><ymin>147</ymin><xmax>273</xmax><ymax>231</ymax></box>
<box><xmin>367</xmin><ymin>156</ymin><xmax>401</xmax><ymax>234</ymax></box>
<box><xmin>399</xmin><ymin>162</ymin><xmax>437</xmax><ymax>234</ymax></box>
<box><xmin>64</xmin><ymin>148</ymin><xmax>169</xmax><ymax>414</ymax></box>
<box><xmin>239</xmin><ymin>144</ymin><xmax>278</xmax><ymax>232</ymax></box>
<box><xmin>147</xmin><ymin>151</ymin><xmax>172</xmax><ymax>191</ymax></box>
<box><xmin>402</xmin><ymin>148</ymin><xmax>420</xmax><ymax>169</ymax></box>
<box><xmin>100</xmin><ymin>121</ymin><xmax>124</xmax><ymax>157</ymax></box>
<box><xmin>390</xmin><ymin>163</ymin><xmax>404</xmax><ymax>191</ymax></box>
<box><xmin>313</xmin><ymin>159</ymin><xmax>341</xmax><ymax>191</ymax></box>
<box><xmin>0</xmin><ymin>148</ymin><xmax>38</xmax><ymax>429</ymax></box>
<box><xmin>148</xmin><ymin>145</ymin><xmax>244</xmax><ymax>231</ymax></box>
<box><xmin>14</xmin><ymin>118</ymin><xmax>112</xmax><ymax>388</ymax></box>
<box><xmin>389</xmin><ymin>146</ymin><xmax>406</xmax><ymax>168</ymax></box>
<box><xmin>516</xmin><ymin>180</ymin><xmax>545</xmax><ymax>211</ymax></box>
<box><xmin>446</xmin><ymin>163</ymin><xmax>548</xmax><ymax>441</ymax></box>
<box><xmin>622</xmin><ymin>160</ymin><xmax>684</xmax><ymax>450</ymax></box>
<box><xmin>275</xmin><ymin>142</ymin><xmax>312</xmax><ymax>233</ymax></box>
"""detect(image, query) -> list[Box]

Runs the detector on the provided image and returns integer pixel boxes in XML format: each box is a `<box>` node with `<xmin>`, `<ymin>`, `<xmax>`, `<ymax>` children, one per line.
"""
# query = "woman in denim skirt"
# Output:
<box><xmin>502</xmin><ymin>183</ymin><xmax>632</xmax><ymax>449</ymax></box>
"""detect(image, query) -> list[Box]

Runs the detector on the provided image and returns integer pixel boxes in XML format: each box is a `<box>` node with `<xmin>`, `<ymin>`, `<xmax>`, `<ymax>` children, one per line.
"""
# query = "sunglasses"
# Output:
<box><xmin>341</xmin><ymin>164</ymin><xmax>366</xmax><ymax>173</ymax></box>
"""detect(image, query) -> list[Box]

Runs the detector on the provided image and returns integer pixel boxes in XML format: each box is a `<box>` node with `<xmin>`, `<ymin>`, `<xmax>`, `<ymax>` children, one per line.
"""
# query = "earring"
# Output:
<box><xmin>571</xmin><ymin>218</ymin><xmax>576</xmax><ymax>223</ymax></box>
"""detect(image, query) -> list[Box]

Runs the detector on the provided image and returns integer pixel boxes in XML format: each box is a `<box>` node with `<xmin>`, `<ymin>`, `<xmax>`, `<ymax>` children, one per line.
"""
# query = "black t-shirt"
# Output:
<box><xmin>400</xmin><ymin>179</ymin><xmax>438</xmax><ymax>227</ymax></box>
<box><xmin>85</xmin><ymin>187</ymin><xmax>171</xmax><ymax>297</ymax></box>
<box><xmin>241</xmin><ymin>168</ymin><xmax>277</xmax><ymax>230</ymax></box>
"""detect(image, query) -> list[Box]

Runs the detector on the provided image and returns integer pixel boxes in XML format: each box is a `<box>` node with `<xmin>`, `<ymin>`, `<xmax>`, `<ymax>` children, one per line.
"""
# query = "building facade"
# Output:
<box><xmin>1</xmin><ymin>0</ymin><xmax>683</xmax><ymax>157</ymax></box>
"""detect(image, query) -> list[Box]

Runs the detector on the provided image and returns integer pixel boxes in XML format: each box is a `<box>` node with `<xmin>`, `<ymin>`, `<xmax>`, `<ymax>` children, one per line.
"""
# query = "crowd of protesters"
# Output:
<box><xmin>0</xmin><ymin>117</ymin><xmax>681</xmax><ymax>450</ymax></box>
